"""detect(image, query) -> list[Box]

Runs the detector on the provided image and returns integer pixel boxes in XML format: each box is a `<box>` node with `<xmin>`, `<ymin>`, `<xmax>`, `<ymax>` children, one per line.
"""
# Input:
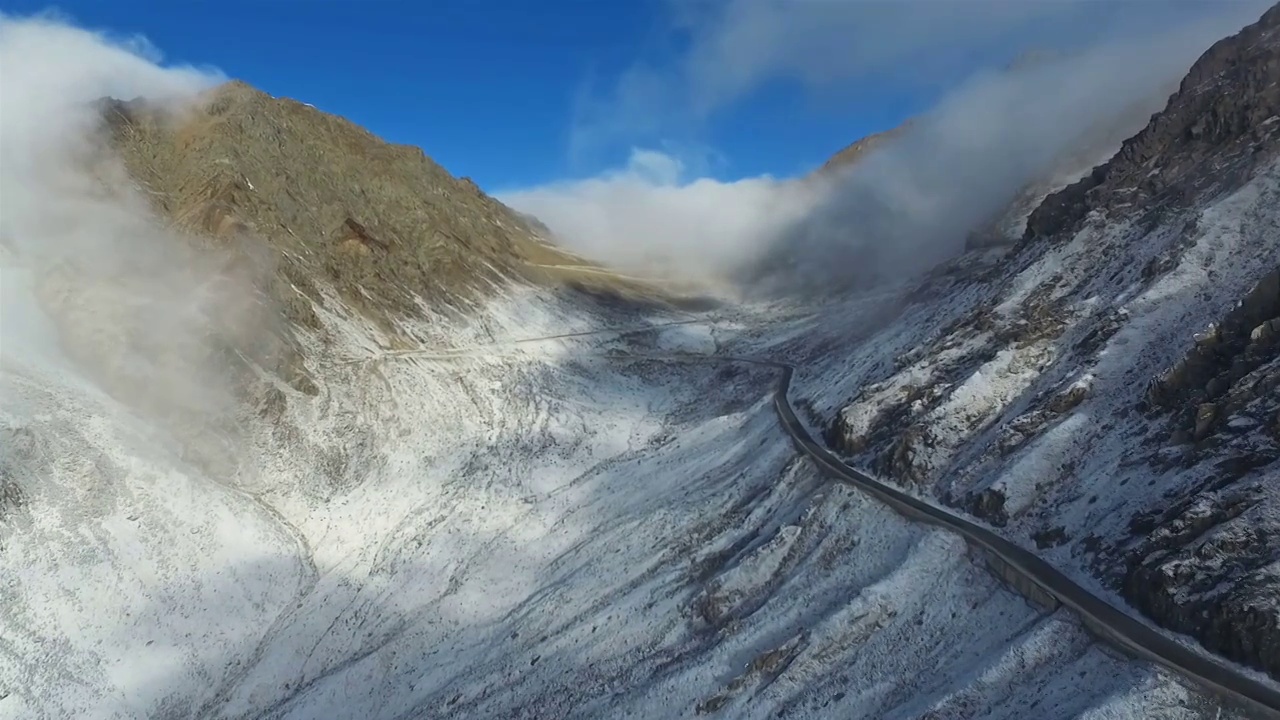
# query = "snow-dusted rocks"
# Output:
<box><xmin>819</xmin><ymin>2</ymin><xmax>1280</xmax><ymax>684</ymax></box>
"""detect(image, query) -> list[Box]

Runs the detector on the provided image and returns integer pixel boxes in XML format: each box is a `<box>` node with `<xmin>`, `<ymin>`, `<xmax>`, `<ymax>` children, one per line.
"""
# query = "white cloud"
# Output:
<box><xmin>571</xmin><ymin>0</ymin><xmax>1270</xmax><ymax>161</ymax></box>
<box><xmin>624</xmin><ymin>148</ymin><xmax>686</xmax><ymax>185</ymax></box>
<box><xmin>517</xmin><ymin>2</ymin><xmax>1271</xmax><ymax>294</ymax></box>
<box><xmin>0</xmin><ymin>13</ymin><xmax>216</xmax><ymax>185</ymax></box>
<box><xmin>498</xmin><ymin>148</ymin><xmax>826</xmax><ymax>285</ymax></box>
<box><xmin>0</xmin><ymin>13</ymin><xmax>265</xmax><ymax>427</ymax></box>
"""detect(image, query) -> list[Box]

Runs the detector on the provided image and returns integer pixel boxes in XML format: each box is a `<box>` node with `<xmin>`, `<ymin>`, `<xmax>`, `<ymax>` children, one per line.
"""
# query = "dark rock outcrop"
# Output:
<box><xmin>1148</xmin><ymin>267</ymin><xmax>1280</xmax><ymax>441</ymax></box>
<box><xmin>1121</xmin><ymin>468</ymin><xmax>1280</xmax><ymax>677</ymax></box>
<box><xmin>1026</xmin><ymin>4</ymin><xmax>1280</xmax><ymax>244</ymax></box>
<box><xmin>826</xmin><ymin>3</ymin><xmax>1280</xmax><ymax>682</ymax></box>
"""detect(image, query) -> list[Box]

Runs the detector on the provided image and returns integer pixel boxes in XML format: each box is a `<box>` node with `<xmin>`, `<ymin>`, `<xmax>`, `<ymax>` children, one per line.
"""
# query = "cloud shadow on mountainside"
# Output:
<box><xmin>0</xmin><ymin>8</ymin><xmax>1253</xmax><ymax>718</ymax></box>
<box><xmin>65</xmin><ymin>308</ymin><xmax>1217</xmax><ymax>720</ymax></box>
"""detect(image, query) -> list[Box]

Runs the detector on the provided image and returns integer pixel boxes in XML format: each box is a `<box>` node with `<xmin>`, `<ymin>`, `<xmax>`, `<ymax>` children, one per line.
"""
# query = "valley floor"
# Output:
<box><xmin>0</xmin><ymin>276</ymin><xmax>1255</xmax><ymax>719</ymax></box>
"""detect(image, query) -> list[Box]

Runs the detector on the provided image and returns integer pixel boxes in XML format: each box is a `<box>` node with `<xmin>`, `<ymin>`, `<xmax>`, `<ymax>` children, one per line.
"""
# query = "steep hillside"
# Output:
<box><xmin>965</xmin><ymin>87</ymin><xmax>1174</xmax><ymax>250</ymax></box>
<box><xmin>10</xmin><ymin>11</ymin><xmax>1280</xmax><ymax>719</ymax></box>
<box><xmin>15</xmin><ymin>78</ymin><xmax>682</xmax><ymax>514</ymax></box>
<box><xmin>1026</xmin><ymin>5</ymin><xmax>1280</xmax><ymax>245</ymax></box>
<box><xmin>100</xmin><ymin>81</ymin><xmax>666</xmax><ymax>334</ymax></box>
<box><xmin>12</xmin><ymin>77</ymin><xmax>1211</xmax><ymax>716</ymax></box>
<box><xmin>807</xmin><ymin>2</ymin><xmax>1280</xmax><ymax>681</ymax></box>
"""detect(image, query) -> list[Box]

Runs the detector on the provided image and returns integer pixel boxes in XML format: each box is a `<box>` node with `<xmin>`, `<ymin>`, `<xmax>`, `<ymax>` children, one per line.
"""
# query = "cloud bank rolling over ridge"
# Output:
<box><xmin>501</xmin><ymin>0</ymin><xmax>1272</xmax><ymax>295</ymax></box>
<box><xmin>0</xmin><ymin>3</ymin><xmax>1271</xmax><ymax>310</ymax></box>
<box><xmin>499</xmin><ymin>149</ymin><xmax>821</xmax><ymax>290</ymax></box>
<box><xmin>0</xmin><ymin>13</ymin><xmax>270</xmax><ymax>432</ymax></box>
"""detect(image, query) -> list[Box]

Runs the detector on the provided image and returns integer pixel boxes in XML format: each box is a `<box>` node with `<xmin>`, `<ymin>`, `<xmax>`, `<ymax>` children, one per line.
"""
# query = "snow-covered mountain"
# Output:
<box><xmin>813</xmin><ymin>0</ymin><xmax>1280</xmax><ymax>695</ymax></box>
<box><xmin>4</xmin><ymin>6</ymin><xmax>1280</xmax><ymax>720</ymax></box>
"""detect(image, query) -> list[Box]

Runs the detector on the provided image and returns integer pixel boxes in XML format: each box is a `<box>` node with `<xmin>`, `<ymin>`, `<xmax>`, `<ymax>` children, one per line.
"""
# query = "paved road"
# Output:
<box><xmin>372</xmin><ymin>329</ymin><xmax>1280</xmax><ymax>717</ymax></box>
<box><xmin>749</xmin><ymin>358</ymin><xmax>1280</xmax><ymax>719</ymax></box>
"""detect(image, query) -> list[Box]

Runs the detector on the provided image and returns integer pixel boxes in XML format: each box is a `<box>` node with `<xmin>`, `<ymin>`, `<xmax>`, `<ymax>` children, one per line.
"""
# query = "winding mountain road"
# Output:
<box><xmin>752</xmin><ymin>357</ymin><xmax>1280</xmax><ymax>719</ymax></box>
<box><xmin>372</xmin><ymin>325</ymin><xmax>1280</xmax><ymax>718</ymax></box>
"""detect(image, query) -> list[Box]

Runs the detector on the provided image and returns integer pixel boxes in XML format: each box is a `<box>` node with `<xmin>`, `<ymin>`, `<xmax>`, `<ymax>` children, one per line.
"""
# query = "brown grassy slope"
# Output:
<box><xmin>813</xmin><ymin>123</ymin><xmax>911</xmax><ymax>177</ymax></box>
<box><xmin>102</xmin><ymin>80</ymin><xmax>666</xmax><ymax>334</ymax></box>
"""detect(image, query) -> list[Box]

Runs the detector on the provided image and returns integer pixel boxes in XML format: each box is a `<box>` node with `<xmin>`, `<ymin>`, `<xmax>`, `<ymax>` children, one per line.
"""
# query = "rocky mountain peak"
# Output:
<box><xmin>1026</xmin><ymin>3</ymin><xmax>1280</xmax><ymax>243</ymax></box>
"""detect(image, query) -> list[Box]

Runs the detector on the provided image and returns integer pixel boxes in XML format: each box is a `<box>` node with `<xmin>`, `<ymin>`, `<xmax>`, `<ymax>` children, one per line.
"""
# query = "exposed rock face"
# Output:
<box><xmin>1048</xmin><ymin>19</ymin><xmax>1280</xmax><ymax>679</ymax></box>
<box><xmin>1026</xmin><ymin>3</ymin><xmax>1280</xmax><ymax>243</ymax></box>
<box><xmin>1124</xmin><ymin>263</ymin><xmax>1280</xmax><ymax>677</ymax></box>
<box><xmin>1147</xmin><ymin>268</ymin><xmax>1280</xmax><ymax>441</ymax></box>
<box><xmin>823</xmin><ymin>3</ymin><xmax>1280</xmax><ymax>680</ymax></box>
<box><xmin>27</xmin><ymin>81</ymin><xmax>674</xmax><ymax>486</ymax></box>
<box><xmin>100</xmin><ymin>83</ymin><xmax>671</xmax><ymax>347</ymax></box>
<box><xmin>964</xmin><ymin>88</ymin><xmax>1168</xmax><ymax>250</ymax></box>
<box><xmin>80</xmin><ymin>80</ymin><xmax>674</xmax><ymax>405</ymax></box>
<box><xmin>1123</xmin><ymin>459</ymin><xmax>1280</xmax><ymax>677</ymax></box>
<box><xmin>41</xmin><ymin>86</ymin><xmax>549</xmax><ymax>442</ymax></box>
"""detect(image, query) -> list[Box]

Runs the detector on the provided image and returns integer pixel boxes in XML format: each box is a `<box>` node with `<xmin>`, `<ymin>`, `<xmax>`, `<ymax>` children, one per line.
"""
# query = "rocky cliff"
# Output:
<box><xmin>1026</xmin><ymin>4</ymin><xmax>1280</xmax><ymax>244</ymax></box>
<box><xmin>819</xmin><ymin>3</ymin><xmax>1280</xmax><ymax>680</ymax></box>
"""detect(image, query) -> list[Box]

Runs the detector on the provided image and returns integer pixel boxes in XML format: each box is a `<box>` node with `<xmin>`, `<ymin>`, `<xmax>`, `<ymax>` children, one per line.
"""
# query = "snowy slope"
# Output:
<box><xmin>6</xmin><ymin>7</ymin><xmax>1280</xmax><ymax>720</ymax></box>
<box><xmin>805</xmin><ymin>144</ymin><xmax>1280</xmax><ymax>697</ymax></box>
<box><xmin>0</xmin><ymin>249</ymin><xmax>1249</xmax><ymax>719</ymax></box>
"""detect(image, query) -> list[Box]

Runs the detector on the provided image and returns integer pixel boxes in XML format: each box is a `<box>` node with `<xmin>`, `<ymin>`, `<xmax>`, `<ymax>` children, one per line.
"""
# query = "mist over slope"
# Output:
<box><xmin>502</xmin><ymin>3</ymin><xmax>1265</xmax><ymax>294</ymax></box>
<box><xmin>0</xmin><ymin>14</ymin><xmax>274</xmax><ymax>475</ymax></box>
<box><xmin>797</xmin><ymin>1</ymin><xmax>1280</xmax><ymax>685</ymax></box>
<box><xmin>5</xmin><ymin>4</ymin><xmax>1280</xmax><ymax>720</ymax></box>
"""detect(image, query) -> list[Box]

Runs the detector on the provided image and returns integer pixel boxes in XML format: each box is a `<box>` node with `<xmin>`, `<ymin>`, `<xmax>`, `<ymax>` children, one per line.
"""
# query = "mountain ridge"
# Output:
<box><xmin>819</xmin><ymin>1</ymin><xmax>1280</xmax><ymax>681</ymax></box>
<box><xmin>100</xmin><ymin>80</ymin><xmax>673</xmax><ymax>336</ymax></box>
<box><xmin>1026</xmin><ymin>2</ymin><xmax>1280</xmax><ymax>244</ymax></box>
<box><xmin>8</xmin><ymin>7</ymin><xmax>1280</xmax><ymax>717</ymax></box>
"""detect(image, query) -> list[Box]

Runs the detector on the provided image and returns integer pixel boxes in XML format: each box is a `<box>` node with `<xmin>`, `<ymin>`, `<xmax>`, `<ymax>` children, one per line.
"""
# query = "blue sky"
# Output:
<box><xmin>1</xmin><ymin>0</ymin><xmax>1268</xmax><ymax>190</ymax></box>
<box><xmin>0</xmin><ymin>0</ymin><xmax>944</xmax><ymax>188</ymax></box>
